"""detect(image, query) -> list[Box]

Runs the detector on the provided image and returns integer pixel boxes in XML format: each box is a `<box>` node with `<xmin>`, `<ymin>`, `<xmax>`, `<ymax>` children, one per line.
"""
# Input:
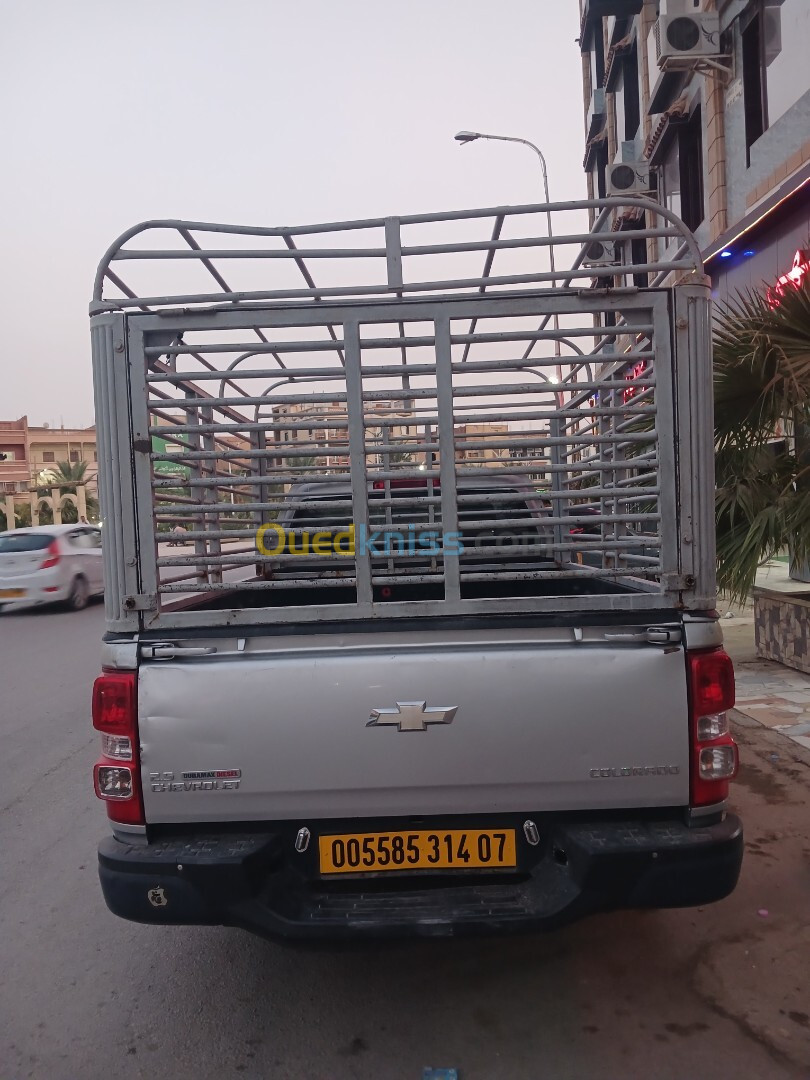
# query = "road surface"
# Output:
<box><xmin>1</xmin><ymin>602</ymin><xmax>808</xmax><ymax>1079</ymax></box>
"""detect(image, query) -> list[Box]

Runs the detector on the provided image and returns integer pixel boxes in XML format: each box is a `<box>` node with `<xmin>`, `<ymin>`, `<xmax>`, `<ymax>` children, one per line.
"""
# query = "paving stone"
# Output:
<box><xmin>735</xmin><ymin>705</ymin><xmax>803</xmax><ymax>727</ymax></box>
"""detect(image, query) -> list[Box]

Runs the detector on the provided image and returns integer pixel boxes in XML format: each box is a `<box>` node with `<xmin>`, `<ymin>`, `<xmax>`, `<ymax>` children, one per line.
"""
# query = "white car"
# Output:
<box><xmin>0</xmin><ymin>524</ymin><xmax>104</xmax><ymax>612</ymax></box>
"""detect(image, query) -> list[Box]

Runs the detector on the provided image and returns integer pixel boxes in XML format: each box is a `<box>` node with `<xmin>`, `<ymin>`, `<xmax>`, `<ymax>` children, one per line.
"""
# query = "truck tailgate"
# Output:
<box><xmin>138</xmin><ymin>627</ymin><xmax>690</xmax><ymax>824</ymax></box>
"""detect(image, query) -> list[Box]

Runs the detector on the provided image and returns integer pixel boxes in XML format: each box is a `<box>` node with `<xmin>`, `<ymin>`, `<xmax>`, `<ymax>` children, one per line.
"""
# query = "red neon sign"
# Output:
<box><xmin>767</xmin><ymin>249</ymin><xmax>810</xmax><ymax>307</ymax></box>
<box><xmin>623</xmin><ymin>359</ymin><xmax>647</xmax><ymax>404</ymax></box>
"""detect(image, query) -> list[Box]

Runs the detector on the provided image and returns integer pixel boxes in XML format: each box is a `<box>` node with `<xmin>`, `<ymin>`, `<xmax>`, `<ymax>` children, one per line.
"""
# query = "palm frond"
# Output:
<box><xmin>713</xmin><ymin>274</ymin><xmax>810</xmax><ymax>599</ymax></box>
<box><xmin>714</xmin><ymin>279</ymin><xmax>810</xmax><ymax>448</ymax></box>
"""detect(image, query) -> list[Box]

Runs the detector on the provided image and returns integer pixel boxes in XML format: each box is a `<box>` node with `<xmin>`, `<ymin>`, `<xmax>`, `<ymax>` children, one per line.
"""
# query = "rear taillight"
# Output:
<box><xmin>688</xmin><ymin>649</ymin><xmax>738</xmax><ymax>807</ymax></box>
<box><xmin>39</xmin><ymin>540</ymin><xmax>61</xmax><ymax>569</ymax></box>
<box><xmin>92</xmin><ymin>672</ymin><xmax>144</xmax><ymax>826</ymax></box>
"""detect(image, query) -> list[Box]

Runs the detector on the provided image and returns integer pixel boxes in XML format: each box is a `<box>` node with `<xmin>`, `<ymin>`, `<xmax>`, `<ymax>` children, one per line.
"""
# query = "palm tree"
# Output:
<box><xmin>714</xmin><ymin>276</ymin><xmax>810</xmax><ymax>600</ymax></box>
<box><xmin>40</xmin><ymin>460</ymin><xmax>100</xmax><ymax>523</ymax></box>
<box><xmin>43</xmin><ymin>460</ymin><xmax>89</xmax><ymax>486</ymax></box>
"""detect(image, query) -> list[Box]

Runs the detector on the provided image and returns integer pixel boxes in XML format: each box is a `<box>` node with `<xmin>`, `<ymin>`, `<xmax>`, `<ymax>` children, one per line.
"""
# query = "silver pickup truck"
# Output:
<box><xmin>89</xmin><ymin>199</ymin><xmax>742</xmax><ymax>940</ymax></box>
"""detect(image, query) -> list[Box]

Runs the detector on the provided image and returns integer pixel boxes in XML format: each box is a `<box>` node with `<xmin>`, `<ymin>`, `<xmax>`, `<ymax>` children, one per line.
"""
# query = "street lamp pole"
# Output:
<box><xmin>454</xmin><ymin>130</ymin><xmax>561</xmax><ymax>363</ymax></box>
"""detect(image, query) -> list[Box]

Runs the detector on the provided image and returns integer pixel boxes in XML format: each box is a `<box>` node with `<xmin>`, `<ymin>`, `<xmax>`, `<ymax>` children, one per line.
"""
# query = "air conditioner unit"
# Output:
<box><xmin>607</xmin><ymin>160</ymin><xmax>653</xmax><ymax>195</ymax></box>
<box><xmin>654</xmin><ymin>12</ymin><xmax>722</xmax><ymax>65</ymax></box>
<box><xmin>583</xmin><ymin>239</ymin><xmax>620</xmax><ymax>266</ymax></box>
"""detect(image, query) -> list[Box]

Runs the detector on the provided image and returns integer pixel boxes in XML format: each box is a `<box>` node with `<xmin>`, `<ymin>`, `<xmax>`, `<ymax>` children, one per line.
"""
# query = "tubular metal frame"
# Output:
<box><xmin>89</xmin><ymin>198</ymin><xmax>715</xmax><ymax>631</ymax></box>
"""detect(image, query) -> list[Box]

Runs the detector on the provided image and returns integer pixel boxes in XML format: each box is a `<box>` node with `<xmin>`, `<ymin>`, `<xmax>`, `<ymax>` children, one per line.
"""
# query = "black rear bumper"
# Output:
<box><xmin>98</xmin><ymin>813</ymin><xmax>743</xmax><ymax>941</ymax></box>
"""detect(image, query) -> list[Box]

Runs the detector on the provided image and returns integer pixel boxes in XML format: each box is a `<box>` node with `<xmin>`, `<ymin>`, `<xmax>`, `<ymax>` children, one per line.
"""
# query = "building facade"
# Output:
<box><xmin>579</xmin><ymin>0</ymin><xmax>810</xmax><ymax>299</ymax></box>
<box><xmin>270</xmin><ymin>400</ymin><xmax>521</xmax><ymax>475</ymax></box>
<box><xmin>0</xmin><ymin>416</ymin><xmax>98</xmax><ymax>529</ymax></box>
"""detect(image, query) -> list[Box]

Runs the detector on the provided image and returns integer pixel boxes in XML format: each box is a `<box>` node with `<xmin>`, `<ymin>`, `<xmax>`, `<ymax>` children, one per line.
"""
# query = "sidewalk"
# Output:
<box><xmin>721</xmin><ymin>593</ymin><xmax>810</xmax><ymax>753</ymax></box>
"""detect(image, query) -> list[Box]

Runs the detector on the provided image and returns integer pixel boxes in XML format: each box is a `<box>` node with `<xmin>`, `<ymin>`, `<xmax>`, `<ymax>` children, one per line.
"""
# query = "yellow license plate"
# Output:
<box><xmin>319</xmin><ymin>828</ymin><xmax>517</xmax><ymax>875</ymax></box>
<box><xmin>0</xmin><ymin>589</ymin><xmax>25</xmax><ymax>599</ymax></box>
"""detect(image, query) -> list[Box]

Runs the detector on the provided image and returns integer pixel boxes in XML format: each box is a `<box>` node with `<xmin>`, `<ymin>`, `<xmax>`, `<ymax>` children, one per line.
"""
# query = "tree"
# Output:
<box><xmin>714</xmin><ymin>277</ymin><xmax>810</xmax><ymax>600</ymax></box>
<box><xmin>39</xmin><ymin>460</ymin><xmax>100</xmax><ymax>523</ymax></box>
<box><xmin>0</xmin><ymin>503</ymin><xmax>31</xmax><ymax>533</ymax></box>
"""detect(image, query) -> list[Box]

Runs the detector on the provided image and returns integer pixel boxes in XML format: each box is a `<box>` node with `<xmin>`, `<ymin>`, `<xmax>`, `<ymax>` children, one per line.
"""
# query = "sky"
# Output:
<box><xmin>1</xmin><ymin>0</ymin><xmax>586</xmax><ymax>428</ymax></box>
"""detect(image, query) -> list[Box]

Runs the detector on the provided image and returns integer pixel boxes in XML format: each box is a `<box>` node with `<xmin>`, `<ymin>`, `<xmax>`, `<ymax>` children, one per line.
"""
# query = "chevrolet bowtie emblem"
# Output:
<box><xmin>367</xmin><ymin>701</ymin><xmax>459</xmax><ymax>732</ymax></box>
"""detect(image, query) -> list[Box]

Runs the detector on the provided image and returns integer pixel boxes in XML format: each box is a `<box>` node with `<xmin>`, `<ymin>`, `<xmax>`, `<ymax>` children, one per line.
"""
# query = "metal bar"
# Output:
<box><xmin>342</xmin><ymin>318</ymin><xmax>373</xmax><ymax>605</ymax></box>
<box><xmin>94</xmin><ymin>197</ymin><xmax>697</xmax><ymax>242</ymax></box>
<box><xmin>160</xmin><ymin>532</ymin><xmax>661</xmax><ymax>568</ymax></box>
<box><xmin>650</xmin><ymin>293</ymin><xmax>679</xmax><ymax>588</ymax></box>
<box><xmin>461</xmin><ymin>214</ymin><xmax>505</xmax><ymax>364</ymax></box>
<box><xmin>171</xmin><ymin>382</ymin><xmax>657</xmax><ymax>409</ymax></box>
<box><xmin>156</xmin><ymin>563</ymin><xmax>662</xmax><ymax>593</ymax></box>
<box><xmin>384</xmin><ymin>218</ymin><xmax>404</xmax><ymax>288</ymax></box>
<box><xmin>148</xmin><ymin>402</ymin><xmax>656</xmax><ymax>438</ymax></box>
<box><xmin>148</xmin><ymin>591</ymin><xmax>678</xmax><ymax>629</ymax></box>
<box><xmin>111</xmin><ymin>228</ymin><xmax>681</xmax><ymax>262</ymax></box>
<box><xmin>282</xmin><ymin>234</ymin><xmax>346</xmax><ymax>365</ymax></box>
<box><xmin>125</xmin><ymin>323</ymin><xmax>160</xmax><ymax>615</ymax></box>
<box><xmin>150</xmin><ymin>511</ymin><xmax>661</xmax><ymax>544</ymax></box>
<box><xmin>145</xmin><ymin>325</ymin><xmax>654</xmax><ymax>356</ymax></box>
<box><xmin>434</xmin><ymin>314</ymin><xmax>460</xmax><ymax>601</ymax></box>
<box><xmin>94</xmin><ymin>262</ymin><xmax>694</xmax><ymax>311</ymax></box>
<box><xmin>145</xmin><ymin>352</ymin><xmax>657</xmax><ymax>384</ymax></box>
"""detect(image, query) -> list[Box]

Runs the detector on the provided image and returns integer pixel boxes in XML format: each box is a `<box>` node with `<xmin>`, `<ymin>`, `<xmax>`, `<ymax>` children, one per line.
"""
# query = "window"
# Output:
<box><xmin>67</xmin><ymin>529</ymin><xmax>97</xmax><ymax>549</ymax></box>
<box><xmin>660</xmin><ymin>106</ymin><xmax>704</xmax><ymax>233</ymax></box>
<box><xmin>614</xmin><ymin>43</ymin><xmax>640</xmax><ymax>144</ymax></box>
<box><xmin>594</xmin><ymin>142</ymin><xmax>608</xmax><ymax>199</ymax></box>
<box><xmin>622</xmin><ymin>44</ymin><xmax>640</xmax><ymax>143</ymax></box>
<box><xmin>662</xmin><ymin>137</ymin><xmax>681</xmax><ymax>222</ymax></box>
<box><xmin>42</xmin><ymin>451</ymin><xmax>55</xmax><ymax>463</ymax></box>
<box><xmin>69</xmin><ymin>450</ymin><xmax>80</xmax><ymax>462</ymax></box>
<box><xmin>0</xmin><ymin>533</ymin><xmax>53</xmax><ymax>553</ymax></box>
<box><xmin>742</xmin><ymin>1</ymin><xmax>810</xmax><ymax>164</ymax></box>
<box><xmin>680</xmin><ymin>106</ymin><xmax>704</xmax><ymax>231</ymax></box>
<box><xmin>630</xmin><ymin>238</ymin><xmax>648</xmax><ymax>288</ymax></box>
<box><xmin>0</xmin><ymin>449</ymin><xmax>16</xmax><ymax>461</ymax></box>
<box><xmin>742</xmin><ymin>9</ymin><xmax>765</xmax><ymax>162</ymax></box>
<box><xmin>591</xmin><ymin>21</ymin><xmax>605</xmax><ymax>90</ymax></box>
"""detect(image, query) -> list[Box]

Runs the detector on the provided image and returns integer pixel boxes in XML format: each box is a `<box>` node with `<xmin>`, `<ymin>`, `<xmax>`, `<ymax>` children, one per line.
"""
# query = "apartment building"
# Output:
<box><xmin>271</xmin><ymin>399</ymin><xmax>422</xmax><ymax>472</ymax></box>
<box><xmin>579</xmin><ymin>0</ymin><xmax>810</xmax><ymax>303</ymax></box>
<box><xmin>0</xmin><ymin>417</ymin><xmax>30</xmax><ymax>493</ymax></box>
<box><xmin>270</xmin><ymin>400</ymin><xmax>523</xmax><ymax>474</ymax></box>
<box><xmin>453</xmin><ymin>423</ymin><xmax>511</xmax><ymax>466</ymax></box>
<box><xmin>0</xmin><ymin>416</ymin><xmax>98</xmax><ymax>495</ymax></box>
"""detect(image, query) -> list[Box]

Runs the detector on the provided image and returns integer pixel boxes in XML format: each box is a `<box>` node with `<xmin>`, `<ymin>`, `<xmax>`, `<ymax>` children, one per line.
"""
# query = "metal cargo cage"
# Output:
<box><xmin>90</xmin><ymin>198</ymin><xmax>715</xmax><ymax>630</ymax></box>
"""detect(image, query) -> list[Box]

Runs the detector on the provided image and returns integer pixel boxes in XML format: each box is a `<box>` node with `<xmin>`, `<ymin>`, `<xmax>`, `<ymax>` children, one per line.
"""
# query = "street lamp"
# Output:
<box><xmin>454</xmin><ymin>129</ymin><xmax>561</xmax><ymax>364</ymax></box>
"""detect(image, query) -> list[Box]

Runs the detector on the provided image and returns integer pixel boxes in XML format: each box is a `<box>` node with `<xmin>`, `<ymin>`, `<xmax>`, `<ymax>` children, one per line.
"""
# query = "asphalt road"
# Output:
<box><xmin>1</xmin><ymin>603</ymin><xmax>808</xmax><ymax>1079</ymax></box>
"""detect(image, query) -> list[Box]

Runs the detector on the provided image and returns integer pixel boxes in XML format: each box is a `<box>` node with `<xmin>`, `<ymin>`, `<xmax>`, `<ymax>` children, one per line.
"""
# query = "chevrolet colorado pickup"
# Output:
<box><xmin>89</xmin><ymin>197</ymin><xmax>742</xmax><ymax>940</ymax></box>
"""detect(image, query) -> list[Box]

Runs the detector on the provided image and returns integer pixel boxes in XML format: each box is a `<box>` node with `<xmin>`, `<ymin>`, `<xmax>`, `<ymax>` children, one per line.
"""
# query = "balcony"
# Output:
<box><xmin>0</xmin><ymin>459</ymin><xmax>29</xmax><ymax>486</ymax></box>
<box><xmin>582</xmin><ymin>0</ymin><xmax>642</xmax><ymax>23</ymax></box>
<box><xmin>581</xmin><ymin>0</ymin><xmax>642</xmax><ymax>49</ymax></box>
